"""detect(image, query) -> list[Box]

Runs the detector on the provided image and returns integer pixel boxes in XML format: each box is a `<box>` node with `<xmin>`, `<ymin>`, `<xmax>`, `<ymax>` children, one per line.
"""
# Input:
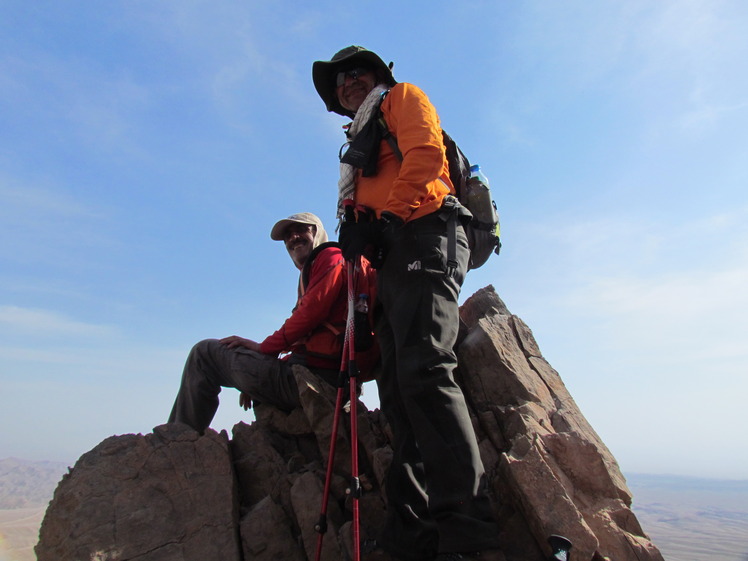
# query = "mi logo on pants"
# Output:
<box><xmin>407</xmin><ymin>260</ymin><xmax>422</xmax><ymax>271</ymax></box>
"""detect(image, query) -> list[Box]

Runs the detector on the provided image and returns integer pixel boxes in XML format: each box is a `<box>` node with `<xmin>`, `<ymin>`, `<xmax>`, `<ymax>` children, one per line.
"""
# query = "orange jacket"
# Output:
<box><xmin>354</xmin><ymin>82</ymin><xmax>455</xmax><ymax>222</ymax></box>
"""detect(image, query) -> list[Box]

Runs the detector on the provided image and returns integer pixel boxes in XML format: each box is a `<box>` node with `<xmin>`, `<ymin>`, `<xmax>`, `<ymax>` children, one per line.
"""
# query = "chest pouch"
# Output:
<box><xmin>339</xmin><ymin>116</ymin><xmax>383</xmax><ymax>177</ymax></box>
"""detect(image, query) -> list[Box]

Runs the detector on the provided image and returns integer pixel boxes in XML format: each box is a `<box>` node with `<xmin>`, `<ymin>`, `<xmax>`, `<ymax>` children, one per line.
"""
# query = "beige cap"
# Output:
<box><xmin>270</xmin><ymin>212</ymin><xmax>328</xmax><ymax>246</ymax></box>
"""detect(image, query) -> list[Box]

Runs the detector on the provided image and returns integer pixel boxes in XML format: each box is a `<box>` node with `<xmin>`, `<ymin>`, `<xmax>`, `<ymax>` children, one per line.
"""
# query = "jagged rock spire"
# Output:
<box><xmin>36</xmin><ymin>286</ymin><xmax>663</xmax><ymax>561</ymax></box>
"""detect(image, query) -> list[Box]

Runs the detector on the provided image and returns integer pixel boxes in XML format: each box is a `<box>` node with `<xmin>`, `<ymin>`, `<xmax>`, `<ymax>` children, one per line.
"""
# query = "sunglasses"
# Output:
<box><xmin>335</xmin><ymin>67</ymin><xmax>371</xmax><ymax>87</ymax></box>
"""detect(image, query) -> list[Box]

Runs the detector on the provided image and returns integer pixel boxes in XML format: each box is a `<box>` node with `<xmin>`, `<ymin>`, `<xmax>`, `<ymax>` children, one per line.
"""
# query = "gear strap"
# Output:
<box><xmin>440</xmin><ymin>195</ymin><xmax>459</xmax><ymax>278</ymax></box>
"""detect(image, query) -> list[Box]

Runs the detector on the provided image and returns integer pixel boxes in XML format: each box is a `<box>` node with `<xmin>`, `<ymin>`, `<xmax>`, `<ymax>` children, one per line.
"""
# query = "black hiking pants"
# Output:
<box><xmin>375</xmin><ymin>207</ymin><xmax>500</xmax><ymax>558</ymax></box>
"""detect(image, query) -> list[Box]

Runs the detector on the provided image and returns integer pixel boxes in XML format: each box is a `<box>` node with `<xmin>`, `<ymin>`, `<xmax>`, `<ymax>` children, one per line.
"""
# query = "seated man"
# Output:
<box><xmin>168</xmin><ymin>212</ymin><xmax>351</xmax><ymax>433</ymax></box>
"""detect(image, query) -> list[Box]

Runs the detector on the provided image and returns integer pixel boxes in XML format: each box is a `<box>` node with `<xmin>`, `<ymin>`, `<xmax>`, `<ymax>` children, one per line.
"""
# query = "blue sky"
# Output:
<box><xmin>1</xmin><ymin>1</ymin><xmax>746</xmax><ymax>480</ymax></box>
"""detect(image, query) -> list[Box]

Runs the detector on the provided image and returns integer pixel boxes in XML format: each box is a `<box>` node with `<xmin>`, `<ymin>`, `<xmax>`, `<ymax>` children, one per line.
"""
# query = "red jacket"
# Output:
<box><xmin>259</xmin><ymin>244</ymin><xmax>348</xmax><ymax>369</ymax></box>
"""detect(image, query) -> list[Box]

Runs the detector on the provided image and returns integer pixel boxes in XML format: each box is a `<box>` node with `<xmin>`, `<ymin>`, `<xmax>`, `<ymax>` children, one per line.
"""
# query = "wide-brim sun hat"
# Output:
<box><xmin>312</xmin><ymin>46</ymin><xmax>397</xmax><ymax>118</ymax></box>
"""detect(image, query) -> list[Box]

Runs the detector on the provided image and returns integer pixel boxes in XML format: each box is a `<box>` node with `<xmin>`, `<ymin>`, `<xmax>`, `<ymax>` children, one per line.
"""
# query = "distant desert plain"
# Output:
<box><xmin>1</xmin><ymin>458</ymin><xmax>746</xmax><ymax>561</ymax></box>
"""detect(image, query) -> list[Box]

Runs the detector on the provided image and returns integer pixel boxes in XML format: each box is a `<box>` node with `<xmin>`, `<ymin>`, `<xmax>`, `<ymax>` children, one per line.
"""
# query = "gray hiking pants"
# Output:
<box><xmin>168</xmin><ymin>339</ymin><xmax>316</xmax><ymax>433</ymax></box>
<box><xmin>376</xmin><ymin>209</ymin><xmax>500</xmax><ymax>558</ymax></box>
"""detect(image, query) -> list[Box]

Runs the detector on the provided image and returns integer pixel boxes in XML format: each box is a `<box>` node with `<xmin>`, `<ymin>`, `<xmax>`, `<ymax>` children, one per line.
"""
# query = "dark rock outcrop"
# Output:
<box><xmin>36</xmin><ymin>425</ymin><xmax>241</xmax><ymax>561</ymax></box>
<box><xmin>36</xmin><ymin>286</ymin><xmax>664</xmax><ymax>561</ymax></box>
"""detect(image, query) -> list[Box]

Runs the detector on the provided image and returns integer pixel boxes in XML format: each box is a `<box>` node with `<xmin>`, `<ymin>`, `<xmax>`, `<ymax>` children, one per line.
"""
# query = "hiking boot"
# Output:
<box><xmin>434</xmin><ymin>550</ymin><xmax>505</xmax><ymax>561</ymax></box>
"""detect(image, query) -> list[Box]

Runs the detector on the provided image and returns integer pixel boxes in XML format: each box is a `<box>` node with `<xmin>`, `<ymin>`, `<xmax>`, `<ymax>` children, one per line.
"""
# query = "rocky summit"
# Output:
<box><xmin>35</xmin><ymin>286</ymin><xmax>664</xmax><ymax>561</ymax></box>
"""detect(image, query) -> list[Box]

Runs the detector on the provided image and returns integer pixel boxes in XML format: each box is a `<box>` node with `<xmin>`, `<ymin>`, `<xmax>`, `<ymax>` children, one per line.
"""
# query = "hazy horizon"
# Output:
<box><xmin>2</xmin><ymin>1</ymin><xmax>747</xmax><ymax>480</ymax></box>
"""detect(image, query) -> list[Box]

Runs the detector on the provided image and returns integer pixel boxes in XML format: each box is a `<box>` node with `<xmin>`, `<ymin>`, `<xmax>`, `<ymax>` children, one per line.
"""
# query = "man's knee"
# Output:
<box><xmin>190</xmin><ymin>338</ymin><xmax>220</xmax><ymax>358</ymax></box>
<box><xmin>396</xmin><ymin>345</ymin><xmax>458</xmax><ymax>397</ymax></box>
<box><xmin>187</xmin><ymin>338</ymin><xmax>229</xmax><ymax>370</ymax></box>
<box><xmin>182</xmin><ymin>339</ymin><xmax>224</xmax><ymax>389</ymax></box>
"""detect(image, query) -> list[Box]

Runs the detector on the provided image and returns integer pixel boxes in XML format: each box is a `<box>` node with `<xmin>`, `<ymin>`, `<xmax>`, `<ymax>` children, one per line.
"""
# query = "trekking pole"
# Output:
<box><xmin>345</xmin><ymin>253</ymin><xmax>362</xmax><ymax>561</ymax></box>
<box><xmin>313</xmin><ymin>334</ymin><xmax>350</xmax><ymax>561</ymax></box>
<box><xmin>313</xmin><ymin>201</ymin><xmax>362</xmax><ymax>561</ymax></box>
<box><xmin>342</xmin><ymin>200</ymin><xmax>362</xmax><ymax>561</ymax></box>
<box><xmin>314</xmin><ymin>308</ymin><xmax>350</xmax><ymax>561</ymax></box>
<box><xmin>314</xmin><ymin>335</ymin><xmax>348</xmax><ymax>561</ymax></box>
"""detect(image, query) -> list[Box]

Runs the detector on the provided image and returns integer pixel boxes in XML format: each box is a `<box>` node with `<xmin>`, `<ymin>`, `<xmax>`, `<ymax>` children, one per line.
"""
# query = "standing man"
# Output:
<box><xmin>168</xmin><ymin>212</ymin><xmax>348</xmax><ymax>433</ymax></box>
<box><xmin>312</xmin><ymin>47</ymin><xmax>502</xmax><ymax>561</ymax></box>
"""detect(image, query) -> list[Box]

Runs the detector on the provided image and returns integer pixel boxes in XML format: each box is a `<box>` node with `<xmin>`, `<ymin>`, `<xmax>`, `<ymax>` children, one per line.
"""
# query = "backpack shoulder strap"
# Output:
<box><xmin>300</xmin><ymin>241</ymin><xmax>341</xmax><ymax>291</ymax></box>
<box><xmin>376</xmin><ymin>91</ymin><xmax>403</xmax><ymax>162</ymax></box>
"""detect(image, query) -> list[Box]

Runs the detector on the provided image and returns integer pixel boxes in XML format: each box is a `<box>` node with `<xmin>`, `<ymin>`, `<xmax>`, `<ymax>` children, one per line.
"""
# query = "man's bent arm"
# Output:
<box><xmin>259</xmin><ymin>247</ymin><xmax>345</xmax><ymax>355</ymax></box>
